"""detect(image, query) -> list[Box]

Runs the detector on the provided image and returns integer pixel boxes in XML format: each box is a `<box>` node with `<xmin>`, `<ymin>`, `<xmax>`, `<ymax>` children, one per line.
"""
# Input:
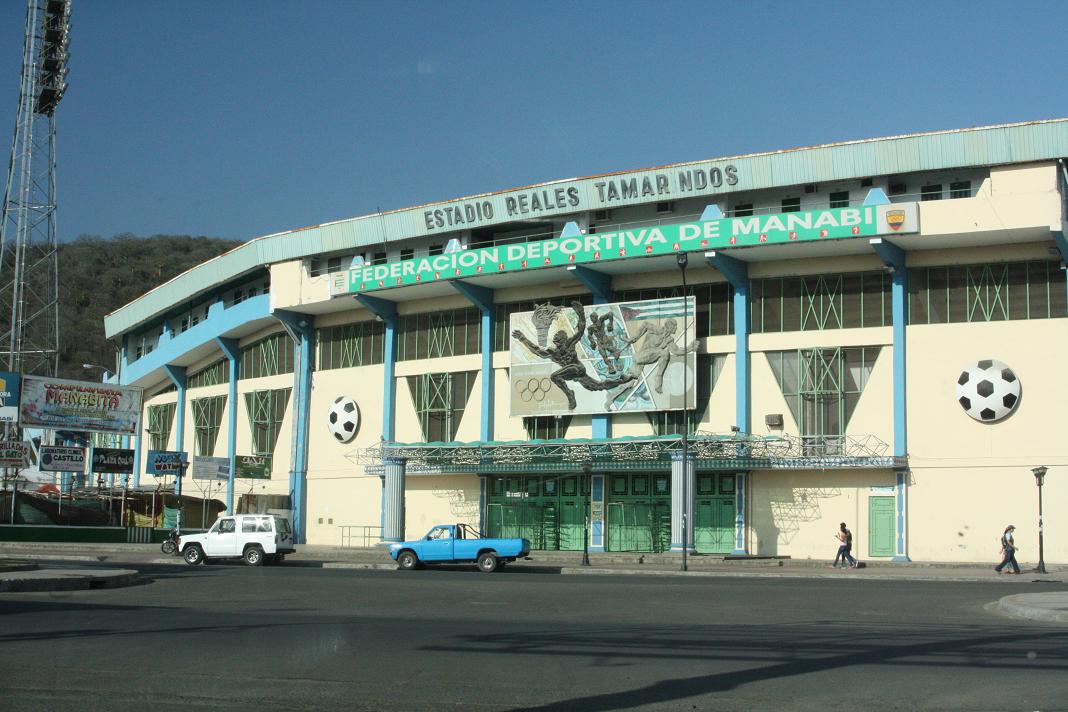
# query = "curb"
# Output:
<box><xmin>992</xmin><ymin>593</ymin><xmax>1068</xmax><ymax>624</ymax></box>
<box><xmin>0</xmin><ymin>569</ymin><xmax>140</xmax><ymax>593</ymax></box>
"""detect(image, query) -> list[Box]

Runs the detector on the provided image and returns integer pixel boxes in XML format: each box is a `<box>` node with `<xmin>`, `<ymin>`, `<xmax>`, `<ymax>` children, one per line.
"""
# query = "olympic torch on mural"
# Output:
<box><xmin>509</xmin><ymin>297</ymin><xmax>697</xmax><ymax>417</ymax></box>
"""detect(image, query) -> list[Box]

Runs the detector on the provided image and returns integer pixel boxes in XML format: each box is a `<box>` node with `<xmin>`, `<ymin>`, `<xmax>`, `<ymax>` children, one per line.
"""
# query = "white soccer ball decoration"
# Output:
<box><xmin>327</xmin><ymin>396</ymin><xmax>360</xmax><ymax>442</ymax></box>
<box><xmin>955</xmin><ymin>359</ymin><xmax>1020</xmax><ymax>422</ymax></box>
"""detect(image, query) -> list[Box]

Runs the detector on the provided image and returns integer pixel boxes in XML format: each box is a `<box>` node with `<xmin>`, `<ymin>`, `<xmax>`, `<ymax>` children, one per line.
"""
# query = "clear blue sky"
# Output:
<box><xmin>1</xmin><ymin>1</ymin><xmax>1064</xmax><ymax>243</ymax></box>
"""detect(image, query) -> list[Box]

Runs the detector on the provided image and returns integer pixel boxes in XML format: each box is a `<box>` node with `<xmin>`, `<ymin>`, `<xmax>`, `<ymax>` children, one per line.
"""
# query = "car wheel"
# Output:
<box><xmin>243</xmin><ymin>546</ymin><xmax>265</xmax><ymax>566</ymax></box>
<box><xmin>477</xmin><ymin>552</ymin><xmax>498</xmax><ymax>573</ymax></box>
<box><xmin>183</xmin><ymin>545</ymin><xmax>204</xmax><ymax>566</ymax></box>
<box><xmin>397</xmin><ymin>550</ymin><xmax>418</xmax><ymax>570</ymax></box>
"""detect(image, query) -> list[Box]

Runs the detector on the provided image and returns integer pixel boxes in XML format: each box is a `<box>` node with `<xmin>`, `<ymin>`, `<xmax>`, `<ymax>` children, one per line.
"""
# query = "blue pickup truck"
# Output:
<box><xmin>388</xmin><ymin>523</ymin><xmax>530</xmax><ymax>572</ymax></box>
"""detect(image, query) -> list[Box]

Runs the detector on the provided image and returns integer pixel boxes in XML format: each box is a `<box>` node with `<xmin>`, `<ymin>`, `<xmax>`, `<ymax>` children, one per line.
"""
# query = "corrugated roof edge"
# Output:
<box><xmin>104</xmin><ymin>118</ymin><xmax>1068</xmax><ymax>339</ymax></box>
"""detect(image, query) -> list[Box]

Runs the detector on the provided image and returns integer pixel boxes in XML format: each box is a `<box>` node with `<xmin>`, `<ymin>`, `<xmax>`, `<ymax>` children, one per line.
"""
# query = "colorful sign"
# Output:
<box><xmin>92</xmin><ymin>448</ymin><xmax>135</xmax><ymax>474</ymax></box>
<box><xmin>191</xmin><ymin>455</ymin><xmax>230</xmax><ymax>481</ymax></box>
<box><xmin>0</xmin><ymin>371</ymin><xmax>20</xmax><ymax>423</ymax></box>
<box><xmin>235</xmin><ymin>455</ymin><xmax>271</xmax><ymax>479</ymax></box>
<box><xmin>0</xmin><ymin>440</ymin><xmax>30</xmax><ymax>467</ymax></box>
<box><xmin>19</xmin><ymin>375</ymin><xmax>143</xmax><ymax>435</ymax></box>
<box><xmin>509</xmin><ymin>297</ymin><xmax>697</xmax><ymax>418</ymax></box>
<box><xmin>146</xmin><ymin>450</ymin><xmax>185</xmax><ymax>475</ymax></box>
<box><xmin>39</xmin><ymin>446</ymin><xmax>86</xmax><ymax>473</ymax></box>
<box><xmin>334</xmin><ymin>203</ymin><xmax>919</xmax><ymax>295</ymax></box>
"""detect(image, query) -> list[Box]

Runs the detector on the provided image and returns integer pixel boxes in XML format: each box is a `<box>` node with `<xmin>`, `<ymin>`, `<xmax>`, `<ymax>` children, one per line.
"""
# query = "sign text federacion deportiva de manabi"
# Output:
<box><xmin>339</xmin><ymin>204</ymin><xmax>918</xmax><ymax>295</ymax></box>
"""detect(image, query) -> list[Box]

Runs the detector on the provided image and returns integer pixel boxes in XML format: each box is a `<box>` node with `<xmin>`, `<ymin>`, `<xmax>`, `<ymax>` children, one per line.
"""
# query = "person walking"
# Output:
<box><xmin>995</xmin><ymin>524</ymin><xmax>1021</xmax><ymax>574</ymax></box>
<box><xmin>832</xmin><ymin>522</ymin><xmax>858</xmax><ymax>569</ymax></box>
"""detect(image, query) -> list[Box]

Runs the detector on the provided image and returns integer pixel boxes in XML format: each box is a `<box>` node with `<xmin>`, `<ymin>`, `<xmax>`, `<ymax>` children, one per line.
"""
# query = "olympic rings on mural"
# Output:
<box><xmin>517</xmin><ymin>377</ymin><xmax>552</xmax><ymax>402</ymax></box>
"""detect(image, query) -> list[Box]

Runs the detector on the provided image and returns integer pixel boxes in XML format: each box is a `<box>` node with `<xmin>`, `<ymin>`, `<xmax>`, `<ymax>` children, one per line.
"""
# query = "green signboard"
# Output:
<box><xmin>235</xmin><ymin>455</ymin><xmax>271</xmax><ymax>479</ymax></box>
<box><xmin>333</xmin><ymin>203</ymin><xmax>918</xmax><ymax>296</ymax></box>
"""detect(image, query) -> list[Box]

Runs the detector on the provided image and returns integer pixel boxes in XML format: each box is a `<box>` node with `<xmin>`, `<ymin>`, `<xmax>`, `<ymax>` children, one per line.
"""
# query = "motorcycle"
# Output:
<box><xmin>160</xmin><ymin>529</ymin><xmax>180</xmax><ymax>555</ymax></box>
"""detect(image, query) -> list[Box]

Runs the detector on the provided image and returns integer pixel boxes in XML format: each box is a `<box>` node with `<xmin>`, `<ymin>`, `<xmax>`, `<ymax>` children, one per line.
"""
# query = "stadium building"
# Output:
<box><xmin>104</xmin><ymin>119</ymin><xmax>1068</xmax><ymax>563</ymax></box>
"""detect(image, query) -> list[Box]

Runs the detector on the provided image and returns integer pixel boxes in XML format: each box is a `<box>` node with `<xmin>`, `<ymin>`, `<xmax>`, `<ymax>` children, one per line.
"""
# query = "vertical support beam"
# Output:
<box><xmin>1052</xmin><ymin>231</ymin><xmax>1068</xmax><ymax>306</ymax></box>
<box><xmin>450</xmin><ymin>281</ymin><xmax>495</xmax><ymax>442</ymax></box>
<box><xmin>589</xmin><ymin>472</ymin><xmax>605</xmax><ymax>552</ymax></box>
<box><xmin>870</xmin><ymin>238</ymin><xmax>910</xmax><ymax>561</ymax></box>
<box><xmin>704</xmin><ymin>252</ymin><xmax>750</xmax><ymax>434</ymax></box>
<box><xmin>355</xmin><ymin>295</ymin><xmax>399</xmax><ymax>442</ymax></box>
<box><xmin>733</xmin><ymin>472</ymin><xmax>748</xmax><ymax>555</ymax></box>
<box><xmin>479</xmin><ymin>476</ymin><xmax>487</xmax><ymax>534</ymax></box>
<box><xmin>382</xmin><ymin>457</ymin><xmax>407</xmax><ymax>542</ymax></box>
<box><xmin>163</xmin><ymin>364</ymin><xmax>187</xmax><ymax>505</ymax></box>
<box><xmin>216</xmin><ymin>337</ymin><xmax>240</xmax><ymax>513</ymax></box>
<box><xmin>669</xmin><ymin>451</ymin><xmax>695</xmax><ymax>553</ymax></box>
<box><xmin>566</xmin><ymin>265</ymin><xmax>614</xmax><ymax>438</ymax></box>
<box><xmin>273</xmin><ymin>310</ymin><xmax>315</xmax><ymax>544</ymax></box>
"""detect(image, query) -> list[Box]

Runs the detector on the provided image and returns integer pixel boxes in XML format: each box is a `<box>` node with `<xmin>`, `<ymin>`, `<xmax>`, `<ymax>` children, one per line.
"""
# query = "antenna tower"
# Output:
<box><xmin>0</xmin><ymin>0</ymin><xmax>72</xmax><ymax>381</ymax></box>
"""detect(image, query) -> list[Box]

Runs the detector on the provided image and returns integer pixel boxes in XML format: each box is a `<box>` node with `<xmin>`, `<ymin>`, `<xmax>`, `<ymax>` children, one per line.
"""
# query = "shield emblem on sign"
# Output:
<box><xmin>886</xmin><ymin>209</ymin><xmax>905</xmax><ymax>231</ymax></box>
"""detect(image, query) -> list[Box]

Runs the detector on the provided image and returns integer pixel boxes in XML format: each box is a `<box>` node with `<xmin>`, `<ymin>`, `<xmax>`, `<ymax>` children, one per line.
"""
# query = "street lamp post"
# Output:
<box><xmin>581</xmin><ymin>463</ymin><xmax>591</xmax><ymax>566</ymax></box>
<box><xmin>82</xmin><ymin>363</ymin><xmax>112</xmax><ymax>379</ymax></box>
<box><xmin>677</xmin><ymin>252</ymin><xmax>689</xmax><ymax>573</ymax></box>
<box><xmin>1032</xmin><ymin>466</ymin><xmax>1047</xmax><ymax>574</ymax></box>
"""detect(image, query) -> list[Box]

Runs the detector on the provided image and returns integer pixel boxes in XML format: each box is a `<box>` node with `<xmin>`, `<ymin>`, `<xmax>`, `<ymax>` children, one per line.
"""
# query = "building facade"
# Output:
<box><xmin>105</xmin><ymin>119</ymin><xmax>1068</xmax><ymax>563</ymax></box>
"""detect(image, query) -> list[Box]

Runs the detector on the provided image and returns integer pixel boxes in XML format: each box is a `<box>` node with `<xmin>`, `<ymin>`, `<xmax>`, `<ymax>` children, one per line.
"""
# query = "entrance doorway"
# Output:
<box><xmin>485</xmin><ymin>476</ymin><xmax>586</xmax><ymax>550</ymax></box>
<box><xmin>605</xmin><ymin>473</ymin><xmax>671</xmax><ymax>552</ymax></box>
<box><xmin>694</xmin><ymin>474</ymin><xmax>736</xmax><ymax>553</ymax></box>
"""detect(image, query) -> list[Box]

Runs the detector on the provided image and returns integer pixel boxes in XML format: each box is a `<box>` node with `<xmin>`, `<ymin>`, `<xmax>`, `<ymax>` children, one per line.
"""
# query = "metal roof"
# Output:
<box><xmin>104</xmin><ymin>118</ymin><xmax>1068</xmax><ymax>338</ymax></box>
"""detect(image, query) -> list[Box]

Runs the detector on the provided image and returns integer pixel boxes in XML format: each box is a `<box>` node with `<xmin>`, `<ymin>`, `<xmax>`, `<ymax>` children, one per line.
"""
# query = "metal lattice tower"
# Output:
<box><xmin>0</xmin><ymin>0</ymin><xmax>71</xmax><ymax>380</ymax></box>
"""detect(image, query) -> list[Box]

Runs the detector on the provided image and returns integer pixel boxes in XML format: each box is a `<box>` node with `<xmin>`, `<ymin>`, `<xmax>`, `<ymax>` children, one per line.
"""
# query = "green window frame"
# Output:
<box><xmin>406</xmin><ymin>371</ymin><xmax>477</xmax><ymax>442</ymax></box>
<box><xmin>243</xmin><ymin>388</ymin><xmax>291</xmax><ymax>456</ymax></box>
<box><xmin>239</xmin><ymin>332</ymin><xmax>294</xmax><ymax>380</ymax></box>
<box><xmin>751</xmin><ymin>271</ymin><xmax>891</xmax><ymax>333</ymax></box>
<box><xmin>146</xmin><ymin>403</ymin><xmax>176</xmax><ymax>452</ymax></box>
<box><xmin>398</xmin><ymin>308</ymin><xmax>481</xmax><ymax>361</ymax></box>
<box><xmin>523</xmin><ymin>415</ymin><xmax>572</xmax><ymax>440</ymax></box>
<box><xmin>192</xmin><ymin>395</ymin><xmax>226</xmax><ymax>456</ymax></box>
<box><xmin>317</xmin><ymin>320</ymin><xmax>385</xmax><ymax>370</ymax></box>
<box><xmin>188</xmin><ymin>359</ymin><xmax>229</xmax><ymax>389</ymax></box>
<box><xmin>908</xmin><ymin>261</ymin><xmax>1067</xmax><ymax>324</ymax></box>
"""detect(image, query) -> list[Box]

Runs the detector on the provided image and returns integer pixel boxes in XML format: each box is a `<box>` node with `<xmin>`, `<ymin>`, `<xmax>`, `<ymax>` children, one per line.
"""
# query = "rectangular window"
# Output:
<box><xmin>407</xmin><ymin>371</ymin><xmax>477</xmax><ymax>442</ymax></box>
<box><xmin>781</xmin><ymin>197</ymin><xmax>801</xmax><ymax>213</ymax></box>
<box><xmin>327</xmin><ymin>257</ymin><xmax>342</xmax><ymax>273</ymax></box>
<box><xmin>888</xmin><ymin>182</ymin><xmax>907</xmax><ymax>196</ymax></box>
<box><xmin>908</xmin><ymin>260</ymin><xmax>1067</xmax><ymax>324</ymax></box>
<box><xmin>372</xmin><ymin>252</ymin><xmax>387</xmax><ymax>265</ymax></box>
<box><xmin>316</xmin><ymin>320</ymin><xmax>386</xmax><ymax>369</ymax></box>
<box><xmin>192</xmin><ymin>395</ymin><xmax>226</xmax><ymax>456</ymax></box>
<box><xmin>239</xmin><ymin>332</ymin><xmax>295</xmax><ymax>380</ymax></box>
<box><xmin>732</xmin><ymin>203</ymin><xmax>753</xmax><ymax>217</ymax></box>
<box><xmin>921</xmin><ymin>184</ymin><xmax>942</xmax><ymax>201</ymax></box>
<box><xmin>829</xmin><ymin>191</ymin><xmax>850</xmax><ymax>209</ymax></box>
<box><xmin>244</xmin><ymin>388</ymin><xmax>292</xmax><ymax>456</ymax></box>
<box><xmin>751</xmin><ymin>271</ymin><xmax>891</xmax><ymax>333</ymax></box>
<box><xmin>400</xmin><ymin>248</ymin><xmax>414</xmax><ymax>261</ymax></box>
<box><xmin>950</xmin><ymin>181</ymin><xmax>971</xmax><ymax>199</ymax></box>
<box><xmin>188</xmin><ymin>359</ymin><xmax>229</xmax><ymax>389</ymax></box>
<box><xmin>398</xmin><ymin>308</ymin><xmax>482</xmax><ymax>361</ymax></box>
<box><xmin>429</xmin><ymin>244</ymin><xmax>444</xmax><ymax>256</ymax></box>
<box><xmin>146</xmin><ymin>403</ymin><xmax>176</xmax><ymax>451</ymax></box>
<box><xmin>523</xmin><ymin>415</ymin><xmax>572</xmax><ymax>440</ymax></box>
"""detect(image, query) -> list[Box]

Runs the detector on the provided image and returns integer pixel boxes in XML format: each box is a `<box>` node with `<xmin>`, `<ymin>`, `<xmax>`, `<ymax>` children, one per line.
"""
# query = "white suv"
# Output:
<box><xmin>179</xmin><ymin>514</ymin><xmax>295</xmax><ymax>566</ymax></box>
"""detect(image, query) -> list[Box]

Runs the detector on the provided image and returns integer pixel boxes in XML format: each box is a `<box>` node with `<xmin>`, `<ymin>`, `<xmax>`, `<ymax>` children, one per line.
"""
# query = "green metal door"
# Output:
<box><xmin>868</xmin><ymin>496</ymin><xmax>895</xmax><ymax>557</ymax></box>
<box><xmin>484</xmin><ymin>475</ymin><xmax>585</xmax><ymax>550</ymax></box>
<box><xmin>694</xmin><ymin>474</ymin><xmax>736</xmax><ymax>553</ymax></box>
<box><xmin>605</xmin><ymin>473</ymin><xmax>671</xmax><ymax>552</ymax></box>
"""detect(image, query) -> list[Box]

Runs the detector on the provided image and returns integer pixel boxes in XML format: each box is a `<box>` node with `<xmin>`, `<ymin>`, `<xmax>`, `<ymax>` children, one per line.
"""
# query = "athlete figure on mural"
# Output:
<box><xmin>512</xmin><ymin>301</ymin><xmax>636</xmax><ymax>410</ymax></box>
<box><xmin>586</xmin><ymin>309</ymin><xmax>625</xmax><ymax>374</ymax></box>
<box><xmin>624</xmin><ymin>318</ymin><xmax>697</xmax><ymax>394</ymax></box>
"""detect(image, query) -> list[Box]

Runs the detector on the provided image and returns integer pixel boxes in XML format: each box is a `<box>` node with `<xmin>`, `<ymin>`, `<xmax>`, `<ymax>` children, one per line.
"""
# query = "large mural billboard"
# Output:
<box><xmin>509</xmin><ymin>297</ymin><xmax>696</xmax><ymax>417</ymax></box>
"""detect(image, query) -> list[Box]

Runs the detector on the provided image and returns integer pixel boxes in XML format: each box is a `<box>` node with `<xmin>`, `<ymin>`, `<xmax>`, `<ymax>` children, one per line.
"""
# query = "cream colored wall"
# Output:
<box><xmin>919</xmin><ymin>162</ymin><xmax>1062</xmax><ymax>235</ymax></box>
<box><xmin>905</xmin><ymin>318</ymin><xmax>1068</xmax><ymax>563</ymax></box>
<box><xmin>749</xmin><ymin>469</ymin><xmax>896</xmax><ymax>559</ymax></box>
<box><xmin>404</xmin><ymin>474</ymin><xmax>481</xmax><ymax>540</ymax></box>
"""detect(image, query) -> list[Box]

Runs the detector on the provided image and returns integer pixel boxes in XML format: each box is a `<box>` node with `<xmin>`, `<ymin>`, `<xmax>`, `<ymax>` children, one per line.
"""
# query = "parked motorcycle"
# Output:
<box><xmin>160</xmin><ymin>529</ymin><xmax>180</xmax><ymax>555</ymax></box>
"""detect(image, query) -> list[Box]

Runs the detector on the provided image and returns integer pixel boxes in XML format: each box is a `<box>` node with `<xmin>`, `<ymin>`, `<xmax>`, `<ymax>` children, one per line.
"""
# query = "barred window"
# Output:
<box><xmin>750</xmin><ymin>271</ymin><xmax>891</xmax><ymax>333</ymax></box>
<box><xmin>829</xmin><ymin>191</ymin><xmax>850</xmax><ymax>209</ymax></box>
<box><xmin>398</xmin><ymin>308</ymin><xmax>482</xmax><ymax>361</ymax></box>
<box><xmin>146</xmin><ymin>403</ymin><xmax>176</xmax><ymax>451</ymax></box>
<box><xmin>617</xmin><ymin>285</ymin><xmax>734</xmax><ymax>339</ymax></box>
<box><xmin>909</xmin><ymin>261</ymin><xmax>1067</xmax><ymax>324</ymax></box>
<box><xmin>523</xmin><ymin>415</ymin><xmax>572</xmax><ymax>440</ymax></box>
<box><xmin>188</xmin><ymin>359</ymin><xmax>229</xmax><ymax>389</ymax></box>
<box><xmin>317</xmin><ymin>321</ymin><xmax>385</xmax><ymax>370</ymax></box>
<box><xmin>407</xmin><ymin>371</ymin><xmax>478</xmax><ymax>442</ymax></box>
<box><xmin>645</xmin><ymin>354</ymin><xmax>723</xmax><ymax>436</ymax></box>
<box><xmin>239</xmin><ymin>332</ymin><xmax>294</xmax><ymax>380</ymax></box>
<box><xmin>192</xmin><ymin>395</ymin><xmax>226</xmax><ymax>456</ymax></box>
<box><xmin>244</xmin><ymin>388</ymin><xmax>291</xmax><ymax>456</ymax></box>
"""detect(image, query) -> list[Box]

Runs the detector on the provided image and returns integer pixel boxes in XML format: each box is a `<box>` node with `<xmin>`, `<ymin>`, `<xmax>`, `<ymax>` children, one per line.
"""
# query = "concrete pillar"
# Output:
<box><xmin>669</xmin><ymin>451</ymin><xmax>695</xmax><ymax>553</ymax></box>
<box><xmin>382</xmin><ymin>457</ymin><xmax>406</xmax><ymax>542</ymax></box>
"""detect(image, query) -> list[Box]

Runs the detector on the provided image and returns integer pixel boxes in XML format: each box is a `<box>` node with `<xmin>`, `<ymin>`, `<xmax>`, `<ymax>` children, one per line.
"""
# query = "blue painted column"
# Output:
<box><xmin>704</xmin><ymin>252</ymin><xmax>750</xmax><ymax>434</ymax></box>
<box><xmin>451</xmin><ymin>281</ymin><xmax>495</xmax><ymax>441</ymax></box>
<box><xmin>566</xmin><ymin>261</ymin><xmax>614</xmax><ymax>439</ymax></box>
<box><xmin>669</xmin><ymin>451</ymin><xmax>696</xmax><ymax>553</ymax></box>
<box><xmin>163</xmin><ymin>364</ymin><xmax>187</xmax><ymax>526</ymax></box>
<box><xmin>274</xmin><ymin>310</ymin><xmax>315</xmax><ymax>545</ymax></box>
<box><xmin>870</xmin><ymin>237</ymin><xmax>910</xmax><ymax>561</ymax></box>
<box><xmin>733</xmin><ymin>472</ymin><xmax>748</xmax><ymax>554</ymax></box>
<box><xmin>589</xmin><ymin>472</ymin><xmax>605</xmax><ymax>552</ymax></box>
<box><xmin>216</xmin><ymin>337</ymin><xmax>241</xmax><ymax>513</ymax></box>
<box><xmin>356</xmin><ymin>295</ymin><xmax>400</xmax><ymax>540</ymax></box>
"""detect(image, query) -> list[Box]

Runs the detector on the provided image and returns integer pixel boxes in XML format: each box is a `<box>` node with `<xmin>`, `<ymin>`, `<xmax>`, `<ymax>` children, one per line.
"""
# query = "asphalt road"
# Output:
<box><xmin>1</xmin><ymin>562</ymin><xmax>1066</xmax><ymax>711</ymax></box>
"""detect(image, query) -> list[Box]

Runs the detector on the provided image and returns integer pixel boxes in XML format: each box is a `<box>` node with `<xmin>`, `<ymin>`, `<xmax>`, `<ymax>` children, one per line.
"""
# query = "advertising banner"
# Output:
<box><xmin>0</xmin><ymin>440</ymin><xmax>30</xmax><ymax>467</ymax></box>
<box><xmin>336</xmin><ymin>203</ymin><xmax>919</xmax><ymax>296</ymax></box>
<box><xmin>146</xmin><ymin>450</ymin><xmax>185</xmax><ymax>476</ymax></box>
<box><xmin>191</xmin><ymin>455</ymin><xmax>230</xmax><ymax>481</ymax></box>
<box><xmin>19</xmin><ymin>375</ymin><xmax>143</xmax><ymax>435</ymax></box>
<box><xmin>92</xmin><ymin>448</ymin><xmax>135</xmax><ymax>474</ymax></box>
<box><xmin>39</xmin><ymin>446</ymin><xmax>86</xmax><ymax>473</ymax></box>
<box><xmin>235</xmin><ymin>455</ymin><xmax>271</xmax><ymax>479</ymax></box>
<box><xmin>509</xmin><ymin>297</ymin><xmax>696</xmax><ymax>417</ymax></box>
<box><xmin>0</xmin><ymin>371</ymin><xmax>20</xmax><ymax>423</ymax></box>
